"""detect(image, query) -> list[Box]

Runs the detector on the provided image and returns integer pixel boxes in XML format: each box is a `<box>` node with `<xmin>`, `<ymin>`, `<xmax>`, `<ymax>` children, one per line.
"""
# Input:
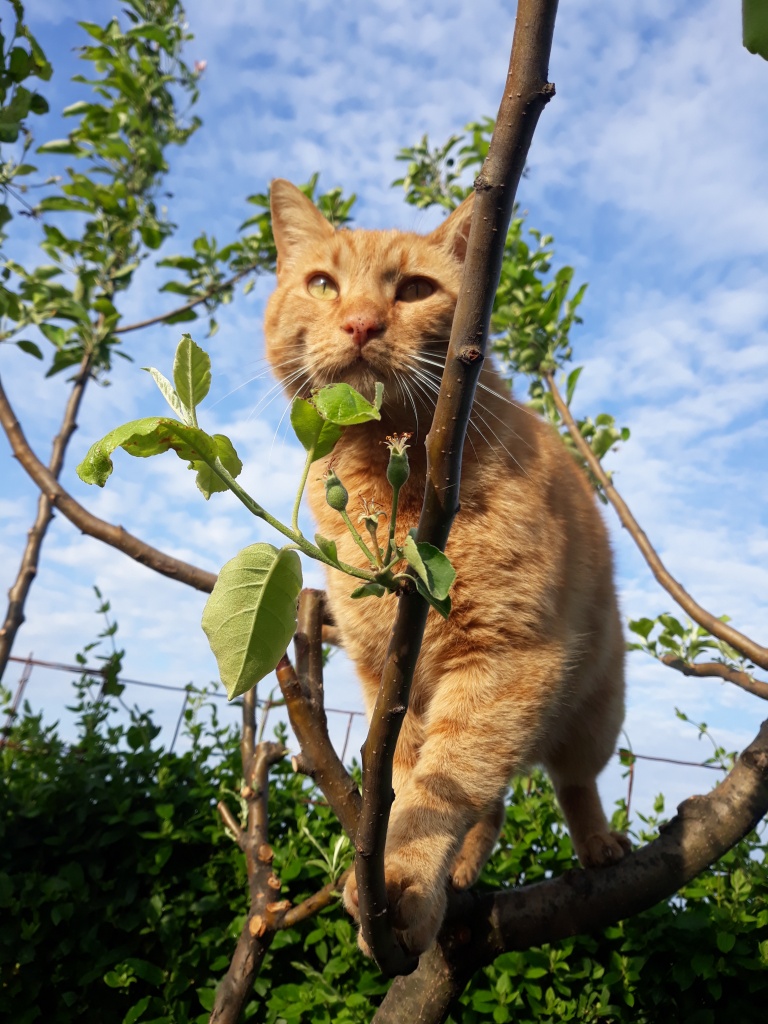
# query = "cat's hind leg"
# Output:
<box><xmin>545</xmin><ymin>674</ymin><xmax>630</xmax><ymax>868</ymax></box>
<box><xmin>449</xmin><ymin>796</ymin><xmax>506</xmax><ymax>890</ymax></box>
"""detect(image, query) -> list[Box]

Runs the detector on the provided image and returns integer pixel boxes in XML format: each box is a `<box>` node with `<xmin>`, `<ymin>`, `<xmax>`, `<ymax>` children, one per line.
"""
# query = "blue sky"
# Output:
<box><xmin>1</xmin><ymin>0</ymin><xmax>766</xmax><ymax>821</ymax></box>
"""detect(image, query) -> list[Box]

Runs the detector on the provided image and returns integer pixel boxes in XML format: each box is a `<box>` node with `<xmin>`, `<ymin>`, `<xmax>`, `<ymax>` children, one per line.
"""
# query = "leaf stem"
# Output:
<box><xmin>384</xmin><ymin>485</ymin><xmax>400</xmax><ymax>565</ymax></box>
<box><xmin>339</xmin><ymin>510</ymin><xmax>379</xmax><ymax>567</ymax></box>
<box><xmin>291</xmin><ymin>448</ymin><xmax>314</xmax><ymax>534</ymax></box>
<box><xmin>208</xmin><ymin>458</ymin><xmax>376</xmax><ymax>582</ymax></box>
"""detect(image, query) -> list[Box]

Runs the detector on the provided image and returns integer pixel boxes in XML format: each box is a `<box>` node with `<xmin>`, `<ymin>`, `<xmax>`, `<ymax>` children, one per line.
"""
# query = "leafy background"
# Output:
<box><xmin>0</xmin><ymin>0</ymin><xmax>766</xmax><ymax>823</ymax></box>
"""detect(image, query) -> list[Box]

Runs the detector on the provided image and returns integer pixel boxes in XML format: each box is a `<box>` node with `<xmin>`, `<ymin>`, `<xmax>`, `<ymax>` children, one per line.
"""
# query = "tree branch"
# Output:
<box><xmin>209</xmin><ymin>691</ymin><xmax>286</xmax><ymax>1024</ymax></box>
<box><xmin>355</xmin><ymin>0</ymin><xmax>560</xmax><ymax>976</ymax></box>
<box><xmin>280</xmin><ymin>866</ymin><xmax>353</xmax><ymax>929</ymax></box>
<box><xmin>374</xmin><ymin>717</ymin><xmax>768</xmax><ymax>1022</ymax></box>
<box><xmin>544</xmin><ymin>370</ymin><xmax>768</xmax><ymax>672</ymax></box>
<box><xmin>659</xmin><ymin>654</ymin><xmax>768</xmax><ymax>701</ymax></box>
<box><xmin>0</xmin><ymin>372</ymin><xmax>217</xmax><ymax>594</ymax></box>
<box><xmin>112</xmin><ymin>266</ymin><xmax>254</xmax><ymax>335</ymax></box>
<box><xmin>0</xmin><ymin>351</ymin><xmax>93</xmax><ymax>681</ymax></box>
<box><xmin>275</xmin><ymin>646</ymin><xmax>361</xmax><ymax>840</ymax></box>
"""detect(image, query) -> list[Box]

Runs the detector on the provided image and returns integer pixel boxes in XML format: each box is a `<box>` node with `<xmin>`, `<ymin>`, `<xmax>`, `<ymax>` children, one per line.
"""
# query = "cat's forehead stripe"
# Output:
<box><xmin>328</xmin><ymin>230</ymin><xmax>439</xmax><ymax>282</ymax></box>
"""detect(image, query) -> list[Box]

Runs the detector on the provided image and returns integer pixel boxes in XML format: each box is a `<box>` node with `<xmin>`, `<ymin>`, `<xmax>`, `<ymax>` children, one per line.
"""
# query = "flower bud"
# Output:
<box><xmin>385</xmin><ymin>433</ymin><xmax>411</xmax><ymax>491</ymax></box>
<box><xmin>324</xmin><ymin>469</ymin><xmax>348</xmax><ymax>512</ymax></box>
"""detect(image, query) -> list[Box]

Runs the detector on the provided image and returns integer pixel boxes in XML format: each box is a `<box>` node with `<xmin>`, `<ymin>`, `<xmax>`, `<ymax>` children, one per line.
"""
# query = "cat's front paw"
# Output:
<box><xmin>342</xmin><ymin>859</ymin><xmax>446</xmax><ymax>957</ymax></box>
<box><xmin>578</xmin><ymin>829</ymin><xmax>631</xmax><ymax>868</ymax></box>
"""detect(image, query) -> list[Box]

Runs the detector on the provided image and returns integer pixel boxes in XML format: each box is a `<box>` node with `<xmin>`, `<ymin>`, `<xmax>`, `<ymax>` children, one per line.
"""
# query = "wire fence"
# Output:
<box><xmin>3</xmin><ymin>652</ymin><xmax>728</xmax><ymax>821</ymax></box>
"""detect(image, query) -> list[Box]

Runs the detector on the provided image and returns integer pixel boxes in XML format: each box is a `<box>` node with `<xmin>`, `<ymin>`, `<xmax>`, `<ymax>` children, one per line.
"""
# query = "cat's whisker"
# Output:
<box><xmin>415</xmin><ymin>353</ymin><xmax>549</xmax><ymax>427</ymax></box>
<box><xmin>408</xmin><ymin>364</ymin><xmax>528</xmax><ymax>476</ymax></box>
<box><xmin>409</xmin><ymin>358</ymin><xmax>536</xmax><ymax>454</ymax></box>
<box><xmin>396</xmin><ymin>371</ymin><xmax>421</xmax><ymax>439</ymax></box>
<box><xmin>206</xmin><ymin>356</ymin><xmax>306</xmax><ymax>410</ymax></box>
<box><xmin>407</xmin><ymin>371</ymin><xmax>485</xmax><ymax>463</ymax></box>
<box><xmin>246</xmin><ymin>366</ymin><xmax>310</xmax><ymax>423</ymax></box>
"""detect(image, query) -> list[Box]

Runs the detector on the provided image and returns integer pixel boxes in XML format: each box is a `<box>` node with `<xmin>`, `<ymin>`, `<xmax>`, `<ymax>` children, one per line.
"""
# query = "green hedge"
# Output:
<box><xmin>1</xmin><ymin>678</ymin><xmax>766</xmax><ymax>1024</ymax></box>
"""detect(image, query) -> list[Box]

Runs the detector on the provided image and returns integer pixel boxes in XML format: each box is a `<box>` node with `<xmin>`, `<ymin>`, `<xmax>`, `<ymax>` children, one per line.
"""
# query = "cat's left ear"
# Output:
<box><xmin>270</xmin><ymin>179</ymin><xmax>335</xmax><ymax>274</ymax></box>
<box><xmin>428</xmin><ymin>191</ymin><xmax>475</xmax><ymax>263</ymax></box>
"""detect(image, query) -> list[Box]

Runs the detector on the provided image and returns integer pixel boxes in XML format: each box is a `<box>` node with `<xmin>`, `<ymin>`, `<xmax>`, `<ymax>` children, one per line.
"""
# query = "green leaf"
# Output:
<box><xmin>628</xmin><ymin>617</ymin><xmax>656</xmax><ymax>641</ymax></box>
<box><xmin>414</xmin><ymin>577</ymin><xmax>452</xmax><ymax>619</ymax></box>
<box><xmin>315</xmin><ymin>533</ymin><xmax>341</xmax><ymax>566</ymax></box>
<box><xmin>350</xmin><ymin>583</ymin><xmax>386</xmax><ymax>599</ymax></box>
<box><xmin>565</xmin><ymin>366</ymin><xmax>583</xmax><ymax>406</ymax></box>
<box><xmin>37</xmin><ymin>196</ymin><xmax>91</xmax><ymax>214</ymax></box>
<box><xmin>202</xmin><ymin>543</ymin><xmax>302</xmax><ymax>700</ymax></box>
<box><xmin>744</xmin><ymin>0</ymin><xmax>768</xmax><ymax>59</ymax></box>
<box><xmin>716</xmin><ymin>931</ymin><xmax>736</xmax><ymax>953</ymax></box>
<box><xmin>122</xmin><ymin>997</ymin><xmax>151</xmax><ymax>1024</ymax></box>
<box><xmin>38</xmin><ymin>323</ymin><xmax>69</xmax><ymax>347</ymax></box>
<box><xmin>192</xmin><ymin>434</ymin><xmax>243</xmax><ymax>499</ymax></box>
<box><xmin>77</xmin><ymin>418</ymin><xmax>217</xmax><ymax>487</ymax></box>
<box><xmin>290</xmin><ymin>397</ymin><xmax>343</xmax><ymax>461</ymax></box>
<box><xmin>402</xmin><ymin>535</ymin><xmax>456</xmax><ymax>600</ymax></box>
<box><xmin>35</xmin><ymin>135</ymin><xmax>82</xmax><ymax>154</ymax></box>
<box><xmin>173</xmin><ymin>334</ymin><xmax>210</xmax><ymax>415</ymax></box>
<box><xmin>142</xmin><ymin>366</ymin><xmax>185</xmax><ymax>421</ymax></box>
<box><xmin>311</xmin><ymin>382</ymin><xmax>381</xmax><ymax>426</ymax></box>
<box><xmin>16</xmin><ymin>339</ymin><xmax>43</xmax><ymax>359</ymax></box>
<box><xmin>197</xmin><ymin>988</ymin><xmax>215</xmax><ymax>1012</ymax></box>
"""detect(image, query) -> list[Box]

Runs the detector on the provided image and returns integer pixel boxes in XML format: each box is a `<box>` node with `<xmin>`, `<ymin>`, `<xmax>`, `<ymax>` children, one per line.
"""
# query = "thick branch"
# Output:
<box><xmin>275</xmin><ymin>649</ymin><xmax>361</xmax><ymax>840</ymax></box>
<box><xmin>0</xmin><ymin>352</ymin><xmax>93</xmax><ymax>680</ymax></box>
<box><xmin>545</xmin><ymin>370</ymin><xmax>768</xmax><ymax>672</ymax></box>
<box><xmin>295</xmin><ymin>588</ymin><xmax>325</xmax><ymax>705</ymax></box>
<box><xmin>112</xmin><ymin>266</ymin><xmax>253</xmax><ymax>334</ymax></box>
<box><xmin>374</xmin><ymin>718</ymin><xmax>768</xmax><ymax>1022</ymax></box>
<box><xmin>659</xmin><ymin>654</ymin><xmax>768</xmax><ymax>702</ymax></box>
<box><xmin>356</xmin><ymin>0</ymin><xmax>560</xmax><ymax>976</ymax></box>
<box><xmin>0</xmin><ymin>373</ymin><xmax>217</xmax><ymax>594</ymax></box>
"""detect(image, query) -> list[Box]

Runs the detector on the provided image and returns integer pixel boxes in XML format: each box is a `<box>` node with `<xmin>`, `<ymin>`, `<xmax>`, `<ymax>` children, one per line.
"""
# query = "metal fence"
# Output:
<box><xmin>3</xmin><ymin>652</ymin><xmax>726</xmax><ymax>821</ymax></box>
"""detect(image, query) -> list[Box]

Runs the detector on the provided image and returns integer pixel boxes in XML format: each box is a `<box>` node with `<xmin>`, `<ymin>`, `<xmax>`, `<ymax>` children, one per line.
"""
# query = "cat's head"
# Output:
<box><xmin>264</xmin><ymin>179</ymin><xmax>473</xmax><ymax>418</ymax></box>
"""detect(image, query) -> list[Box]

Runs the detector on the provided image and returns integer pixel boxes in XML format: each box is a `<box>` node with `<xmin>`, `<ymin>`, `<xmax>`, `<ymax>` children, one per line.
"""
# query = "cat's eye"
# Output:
<box><xmin>307</xmin><ymin>274</ymin><xmax>339</xmax><ymax>300</ymax></box>
<box><xmin>397</xmin><ymin>277</ymin><xmax>435</xmax><ymax>303</ymax></box>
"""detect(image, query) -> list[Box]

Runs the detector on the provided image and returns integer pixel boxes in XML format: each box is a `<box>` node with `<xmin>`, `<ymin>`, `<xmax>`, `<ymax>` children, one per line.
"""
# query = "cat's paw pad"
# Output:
<box><xmin>580</xmin><ymin>830</ymin><xmax>631</xmax><ymax>868</ymax></box>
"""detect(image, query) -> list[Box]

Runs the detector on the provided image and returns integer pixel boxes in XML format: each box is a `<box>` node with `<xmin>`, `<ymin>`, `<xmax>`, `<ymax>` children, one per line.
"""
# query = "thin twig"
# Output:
<box><xmin>0</xmin><ymin>352</ymin><xmax>93</xmax><ymax>681</ymax></box>
<box><xmin>280</xmin><ymin>866</ymin><xmax>353</xmax><ymax>929</ymax></box>
<box><xmin>0</xmin><ymin>373</ymin><xmax>217</xmax><ymax>594</ymax></box>
<box><xmin>113</xmin><ymin>266</ymin><xmax>254</xmax><ymax>334</ymax></box>
<box><xmin>209</xmin><ymin>691</ymin><xmax>286</xmax><ymax>1024</ymax></box>
<box><xmin>545</xmin><ymin>370</ymin><xmax>768</xmax><ymax>672</ymax></box>
<box><xmin>355</xmin><ymin>0</ymin><xmax>560</xmax><ymax>976</ymax></box>
<box><xmin>659</xmin><ymin>654</ymin><xmax>768</xmax><ymax>702</ymax></box>
<box><xmin>217</xmin><ymin>800</ymin><xmax>245</xmax><ymax>848</ymax></box>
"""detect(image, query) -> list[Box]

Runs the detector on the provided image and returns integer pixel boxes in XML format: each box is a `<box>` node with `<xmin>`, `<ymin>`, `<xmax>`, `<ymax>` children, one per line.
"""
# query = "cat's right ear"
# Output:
<box><xmin>270</xmin><ymin>179</ymin><xmax>335</xmax><ymax>274</ymax></box>
<box><xmin>428</xmin><ymin>191</ymin><xmax>475</xmax><ymax>263</ymax></box>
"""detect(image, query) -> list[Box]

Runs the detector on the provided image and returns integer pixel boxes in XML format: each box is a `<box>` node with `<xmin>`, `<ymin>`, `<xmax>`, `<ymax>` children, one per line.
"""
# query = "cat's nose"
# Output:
<box><xmin>342</xmin><ymin>315</ymin><xmax>384</xmax><ymax>348</ymax></box>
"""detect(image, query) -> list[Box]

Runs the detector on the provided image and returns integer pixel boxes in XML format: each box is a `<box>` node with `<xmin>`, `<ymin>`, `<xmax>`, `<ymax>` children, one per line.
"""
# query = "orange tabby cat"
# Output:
<box><xmin>265</xmin><ymin>179</ymin><xmax>629</xmax><ymax>957</ymax></box>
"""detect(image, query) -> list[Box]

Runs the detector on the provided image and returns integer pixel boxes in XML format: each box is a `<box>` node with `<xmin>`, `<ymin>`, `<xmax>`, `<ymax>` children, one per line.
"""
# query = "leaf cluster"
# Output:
<box><xmin>1</xmin><ymin>0</ymin><xmax>202</xmax><ymax>374</ymax></box>
<box><xmin>0</xmin><ymin>0</ymin><xmax>50</xmax><ymax>228</ymax></box>
<box><xmin>629</xmin><ymin>613</ymin><xmax>756</xmax><ymax>680</ymax></box>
